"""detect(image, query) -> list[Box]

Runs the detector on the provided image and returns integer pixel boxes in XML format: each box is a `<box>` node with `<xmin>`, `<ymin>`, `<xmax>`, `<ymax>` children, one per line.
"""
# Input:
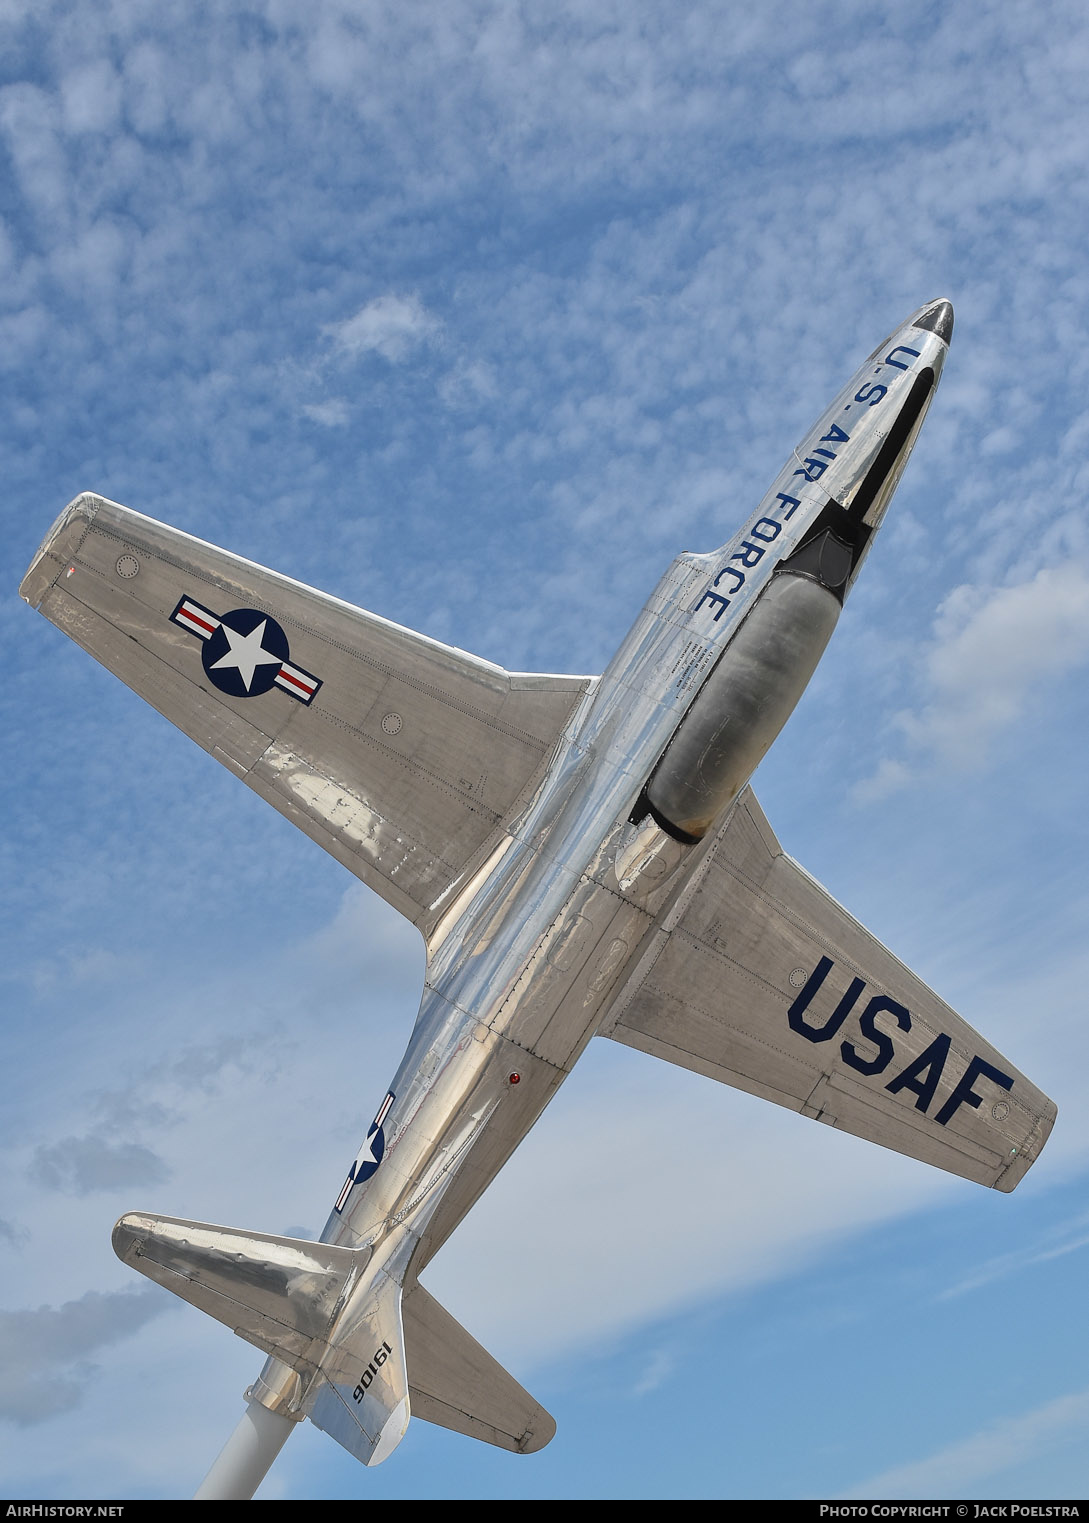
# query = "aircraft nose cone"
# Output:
<box><xmin>912</xmin><ymin>298</ymin><xmax>954</xmax><ymax>344</ymax></box>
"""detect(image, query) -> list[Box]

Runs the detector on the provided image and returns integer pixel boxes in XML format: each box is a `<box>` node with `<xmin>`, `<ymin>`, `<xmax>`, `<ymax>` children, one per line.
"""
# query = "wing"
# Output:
<box><xmin>21</xmin><ymin>494</ymin><xmax>592</xmax><ymax>932</ymax></box>
<box><xmin>600</xmin><ymin>788</ymin><xmax>1055</xmax><ymax>1190</ymax></box>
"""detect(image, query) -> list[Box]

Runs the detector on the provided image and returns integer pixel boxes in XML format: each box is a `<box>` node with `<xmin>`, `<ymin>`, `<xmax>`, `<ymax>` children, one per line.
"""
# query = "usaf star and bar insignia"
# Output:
<box><xmin>334</xmin><ymin>1091</ymin><xmax>396</xmax><ymax>1214</ymax></box>
<box><xmin>170</xmin><ymin>595</ymin><xmax>322</xmax><ymax>705</ymax></box>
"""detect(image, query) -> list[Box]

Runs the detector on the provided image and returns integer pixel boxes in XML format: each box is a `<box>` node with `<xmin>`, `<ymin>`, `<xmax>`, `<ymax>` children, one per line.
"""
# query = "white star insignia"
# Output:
<box><xmin>210</xmin><ymin>619</ymin><xmax>282</xmax><ymax>691</ymax></box>
<box><xmin>354</xmin><ymin>1129</ymin><xmax>380</xmax><ymax>1171</ymax></box>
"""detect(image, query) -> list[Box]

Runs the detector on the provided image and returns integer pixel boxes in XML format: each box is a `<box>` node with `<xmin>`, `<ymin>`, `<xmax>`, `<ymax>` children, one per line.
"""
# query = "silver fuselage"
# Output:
<box><xmin>248</xmin><ymin>306</ymin><xmax>950</xmax><ymax>1415</ymax></box>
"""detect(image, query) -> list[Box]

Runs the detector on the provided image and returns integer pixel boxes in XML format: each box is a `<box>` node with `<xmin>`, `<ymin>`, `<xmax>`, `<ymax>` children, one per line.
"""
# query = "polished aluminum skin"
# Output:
<box><xmin>20</xmin><ymin>299</ymin><xmax>1056</xmax><ymax>1496</ymax></box>
<box><xmin>267</xmin><ymin>301</ymin><xmax>951</xmax><ymax>1435</ymax></box>
<box><xmin>318</xmin><ymin>301</ymin><xmax>952</xmax><ymax>1235</ymax></box>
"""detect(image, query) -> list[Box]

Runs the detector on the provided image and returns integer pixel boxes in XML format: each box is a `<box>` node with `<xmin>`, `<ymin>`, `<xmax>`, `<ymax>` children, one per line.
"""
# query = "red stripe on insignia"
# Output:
<box><xmin>278</xmin><ymin>667</ymin><xmax>314</xmax><ymax>693</ymax></box>
<box><xmin>182</xmin><ymin>607</ymin><xmax>217</xmax><ymax>634</ymax></box>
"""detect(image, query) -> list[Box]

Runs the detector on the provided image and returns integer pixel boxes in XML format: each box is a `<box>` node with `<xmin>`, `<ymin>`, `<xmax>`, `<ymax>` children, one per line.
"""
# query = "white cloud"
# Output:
<box><xmin>937</xmin><ymin>1226</ymin><xmax>1089</xmax><ymax>1302</ymax></box>
<box><xmin>122</xmin><ymin>43</ymin><xmax>170</xmax><ymax>137</ymax></box>
<box><xmin>49</xmin><ymin>217</ymin><xmax>128</xmax><ymax>302</ymax></box>
<box><xmin>0</xmin><ymin>82</ymin><xmax>69</xmax><ymax>222</ymax></box>
<box><xmin>324</xmin><ymin>295</ymin><xmax>440</xmax><ymax>364</ymax></box>
<box><xmin>302</xmin><ymin>399</ymin><xmax>350</xmax><ymax>427</ymax></box>
<box><xmin>858</xmin><ymin>564</ymin><xmax>1089</xmax><ymax>797</ymax></box>
<box><xmin>632</xmin><ymin>1346</ymin><xmax>677</xmax><ymax>1396</ymax></box>
<box><xmin>841</xmin><ymin>1387</ymin><xmax>1089</xmax><ymax>1498</ymax></box>
<box><xmin>437</xmin><ymin>359</ymin><xmax>498</xmax><ymax>410</ymax></box>
<box><xmin>60</xmin><ymin>61</ymin><xmax>122</xmax><ymax>136</ymax></box>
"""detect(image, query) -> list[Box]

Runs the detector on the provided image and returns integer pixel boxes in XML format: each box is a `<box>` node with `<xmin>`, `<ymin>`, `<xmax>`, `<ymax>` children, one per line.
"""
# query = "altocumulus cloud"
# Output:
<box><xmin>302</xmin><ymin>399</ymin><xmax>351</xmax><ymax>427</ymax></box>
<box><xmin>325</xmin><ymin>294</ymin><xmax>440</xmax><ymax>363</ymax></box>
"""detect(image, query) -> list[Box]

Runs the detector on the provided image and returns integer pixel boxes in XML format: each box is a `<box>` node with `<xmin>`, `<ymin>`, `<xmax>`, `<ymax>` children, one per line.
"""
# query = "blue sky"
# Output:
<box><xmin>3</xmin><ymin>0</ymin><xmax>1089</xmax><ymax>1501</ymax></box>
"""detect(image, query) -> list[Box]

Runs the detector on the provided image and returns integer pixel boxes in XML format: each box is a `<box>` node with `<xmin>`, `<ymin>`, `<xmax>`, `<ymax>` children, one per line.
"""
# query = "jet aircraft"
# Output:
<box><xmin>19</xmin><ymin>298</ymin><xmax>1056</xmax><ymax>1499</ymax></box>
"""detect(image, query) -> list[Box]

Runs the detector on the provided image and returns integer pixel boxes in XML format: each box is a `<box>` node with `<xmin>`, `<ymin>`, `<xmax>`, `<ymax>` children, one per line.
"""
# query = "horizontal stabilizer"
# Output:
<box><xmin>403</xmin><ymin>1280</ymin><xmax>555</xmax><ymax>1453</ymax></box>
<box><xmin>113</xmin><ymin>1212</ymin><xmax>410</xmax><ymax>1466</ymax></box>
<box><xmin>113</xmin><ymin>1213</ymin><xmax>365</xmax><ymax>1371</ymax></box>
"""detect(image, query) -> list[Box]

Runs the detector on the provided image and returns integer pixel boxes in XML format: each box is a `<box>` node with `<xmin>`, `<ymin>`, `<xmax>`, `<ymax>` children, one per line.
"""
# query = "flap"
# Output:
<box><xmin>22</xmin><ymin>494</ymin><xmax>592</xmax><ymax>932</ymax></box>
<box><xmin>601</xmin><ymin>789</ymin><xmax>1056</xmax><ymax>1191</ymax></box>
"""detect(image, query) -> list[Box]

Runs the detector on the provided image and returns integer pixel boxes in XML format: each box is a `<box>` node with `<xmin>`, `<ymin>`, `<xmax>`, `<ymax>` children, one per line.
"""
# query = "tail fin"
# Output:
<box><xmin>113</xmin><ymin>1212</ymin><xmax>408</xmax><ymax>1466</ymax></box>
<box><xmin>113</xmin><ymin>1212</ymin><xmax>554</xmax><ymax>1466</ymax></box>
<box><xmin>304</xmin><ymin>1250</ymin><xmax>410</xmax><ymax>1468</ymax></box>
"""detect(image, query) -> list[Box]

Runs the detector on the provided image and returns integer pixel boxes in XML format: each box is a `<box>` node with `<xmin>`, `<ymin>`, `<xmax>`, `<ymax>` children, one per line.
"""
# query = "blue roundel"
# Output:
<box><xmin>201</xmin><ymin>608</ymin><xmax>289</xmax><ymax>698</ymax></box>
<box><xmin>355</xmin><ymin>1123</ymin><xmax>385</xmax><ymax>1182</ymax></box>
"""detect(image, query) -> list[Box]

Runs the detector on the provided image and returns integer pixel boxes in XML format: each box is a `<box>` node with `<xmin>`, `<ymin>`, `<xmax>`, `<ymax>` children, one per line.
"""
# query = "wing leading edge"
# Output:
<box><xmin>600</xmin><ymin>788</ymin><xmax>1055</xmax><ymax>1191</ymax></box>
<box><xmin>21</xmin><ymin>494</ymin><xmax>592</xmax><ymax>933</ymax></box>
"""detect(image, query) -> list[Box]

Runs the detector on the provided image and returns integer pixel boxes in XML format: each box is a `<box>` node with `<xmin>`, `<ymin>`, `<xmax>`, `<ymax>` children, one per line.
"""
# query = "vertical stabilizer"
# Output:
<box><xmin>304</xmin><ymin>1247</ymin><xmax>411</xmax><ymax>1467</ymax></box>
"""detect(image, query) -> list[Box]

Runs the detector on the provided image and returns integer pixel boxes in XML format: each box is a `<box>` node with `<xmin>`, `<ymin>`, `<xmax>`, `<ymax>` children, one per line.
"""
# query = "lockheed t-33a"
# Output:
<box><xmin>20</xmin><ymin>298</ymin><xmax>1055</xmax><ymax>1498</ymax></box>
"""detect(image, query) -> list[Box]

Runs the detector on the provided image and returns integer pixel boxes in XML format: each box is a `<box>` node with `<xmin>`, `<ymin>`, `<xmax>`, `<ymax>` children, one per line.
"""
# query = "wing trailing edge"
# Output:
<box><xmin>600</xmin><ymin>788</ymin><xmax>1055</xmax><ymax>1191</ymax></box>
